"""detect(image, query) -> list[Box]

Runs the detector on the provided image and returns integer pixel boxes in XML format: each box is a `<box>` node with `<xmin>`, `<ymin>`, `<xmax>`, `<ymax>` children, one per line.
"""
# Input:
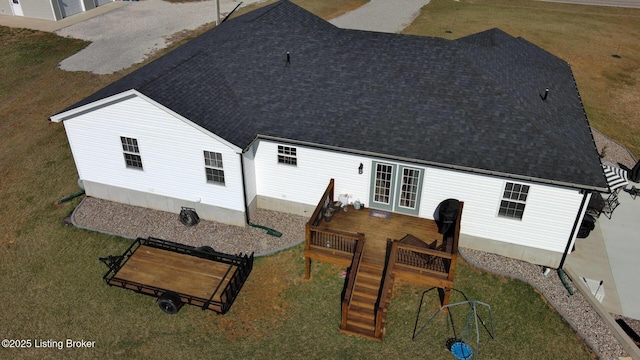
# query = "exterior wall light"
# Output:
<box><xmin>358</xmin><ymin>163</ymin><xmax>363</xmax><ymax>174</ymax></box>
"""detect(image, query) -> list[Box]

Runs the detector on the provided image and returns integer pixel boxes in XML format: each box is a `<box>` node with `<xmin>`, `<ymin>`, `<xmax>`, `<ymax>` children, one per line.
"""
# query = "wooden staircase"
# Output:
<box><xmin>340</xmin><ymin>241</ymin><xmax>394</xmax><ymax>341</ymax></box>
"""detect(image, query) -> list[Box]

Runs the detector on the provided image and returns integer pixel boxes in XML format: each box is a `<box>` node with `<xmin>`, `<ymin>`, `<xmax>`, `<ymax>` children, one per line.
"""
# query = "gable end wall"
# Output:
<box><xmin>63</xmin><ymin>96</ymin><xmax>246</xmax><ymax>225</ymax></box>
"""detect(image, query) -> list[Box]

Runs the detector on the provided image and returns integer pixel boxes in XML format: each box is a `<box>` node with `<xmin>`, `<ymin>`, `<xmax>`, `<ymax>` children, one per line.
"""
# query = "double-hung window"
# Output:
<box><xmin>498</xmin><ymin>182</ymin><xmax>529</xmax><ymax>220</ymax></box>
<box><xmin>120</xmin><ymin>136</ymin><xmax>143</xmax><ymax>170</ymax></box>
<box><xmin>204</xmin><ymin>151</ymin><xmax>225</xmax><ymax>185</ymax></box>
<box><xmin>278</xmin><ymin>145</ymin><xmax>297</xmax><ymax>166</ymax></box>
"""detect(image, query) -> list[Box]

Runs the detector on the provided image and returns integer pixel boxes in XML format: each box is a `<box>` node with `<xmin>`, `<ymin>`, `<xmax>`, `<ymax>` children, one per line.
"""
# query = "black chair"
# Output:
<box><xmin>586</xmin><ymin>193</ymin><xmax>605</xmax><ymax>219</ymax></box>
<box><xmin>577</xmin><ymin>214</ymin><xmax>595</xmax><ymax>238</ymax></box>
<box><xmin>629</xmin><ymin>160</ymin><xmax>640</xmax><ymax>183</ymax></box>
<box><xmin>601</xmin><ymin>192</ymin><xmax>620</xmax><ymax>219</ymax></box>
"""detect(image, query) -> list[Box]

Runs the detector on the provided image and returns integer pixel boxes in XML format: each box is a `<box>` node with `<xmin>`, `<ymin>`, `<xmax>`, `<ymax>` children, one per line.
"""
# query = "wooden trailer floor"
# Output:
<box><xmin>112</xmin><ymin>245</ymin><xmax>237</xmax><ymax>304</ymax></box>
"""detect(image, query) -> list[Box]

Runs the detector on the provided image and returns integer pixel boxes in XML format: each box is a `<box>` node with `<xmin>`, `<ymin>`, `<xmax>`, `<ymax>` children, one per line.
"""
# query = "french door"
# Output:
<box><xmin>369</xmin><ymin>161</ymin><xmax>423</xmax><ymax>215</ymax></box>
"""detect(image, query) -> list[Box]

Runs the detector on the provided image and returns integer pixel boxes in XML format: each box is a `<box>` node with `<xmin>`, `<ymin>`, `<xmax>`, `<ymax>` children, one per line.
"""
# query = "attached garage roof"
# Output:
<box><xmin>53</xmin><ymin>0</ymin><xmax>607</xmax><ymax>191</ymax></box>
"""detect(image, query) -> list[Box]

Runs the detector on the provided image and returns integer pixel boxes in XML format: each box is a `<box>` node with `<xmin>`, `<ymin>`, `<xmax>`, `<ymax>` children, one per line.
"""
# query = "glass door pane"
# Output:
<box><xmin>399</xmin><ymin>168</ymin><xmax>420</xmax><ymax>209</ymax></box>
<box><xmin>370</xmin><ymin>162</ymin><xmax>396</xmax><ymax>211</ymax></box>
<box><xmin>374</xmin><ymin>163</ymin><xmax>393</xmax><ymax>205</ymax></box>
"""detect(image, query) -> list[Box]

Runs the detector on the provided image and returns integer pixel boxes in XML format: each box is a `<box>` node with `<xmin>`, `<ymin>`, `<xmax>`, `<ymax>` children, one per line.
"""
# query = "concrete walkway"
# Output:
<box><xmin>567</xmin><ymin>179</ymin><xmax>640</xmax><ymax>320</ymax></box>
<box><xmin>329</xmin><ymin>0</ymin><xmax>431</xmax><ymax>33</ymax></box>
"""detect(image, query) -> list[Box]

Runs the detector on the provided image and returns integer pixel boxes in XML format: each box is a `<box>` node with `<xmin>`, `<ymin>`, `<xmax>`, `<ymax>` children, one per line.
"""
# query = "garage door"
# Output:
<box><xmin>59</xmin><ymin>0</ymin><xmax>84</xmax><ymax>18</ymax></box>
<box><xmin>95</xmin><ymin>0</ymin><xmax>112</xmax><ymax>6</ymax></box>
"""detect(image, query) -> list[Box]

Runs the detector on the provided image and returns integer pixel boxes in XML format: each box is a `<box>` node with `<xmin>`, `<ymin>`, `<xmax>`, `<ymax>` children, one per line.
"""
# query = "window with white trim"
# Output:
<box><xmin>277</xmin><ymin>145</ymin><xmax>297</xmax><ymax>166</ymax></box>
<box><xmin>204</xmin><ymin>151</ymin><xmax>225</xmax><ymax>185</ymax></box>
<box><xmin>120</xmin><ymin>136</ymin><xmax>143</xmax><ymax>170</ymax></box>
<box><xmin>498</xmin><ymin>182</ymin><xmax>529</xmax><ymax>220</ymax></box>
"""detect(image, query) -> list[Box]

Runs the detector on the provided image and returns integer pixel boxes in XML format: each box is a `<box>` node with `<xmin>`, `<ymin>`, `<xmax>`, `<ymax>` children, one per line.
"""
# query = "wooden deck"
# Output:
<box><xmin>321</xmin><ymin>206</ymin><xmax>443</xmax><ymax>268</ymax></box>
<box><xmin>304</xmin><ymin>179</ymin><xmax>461</xmax><ymax>341</ymax></box>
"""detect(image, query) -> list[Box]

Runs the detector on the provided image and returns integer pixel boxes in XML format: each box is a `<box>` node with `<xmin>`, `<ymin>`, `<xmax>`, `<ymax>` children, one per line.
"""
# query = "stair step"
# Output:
<box><xmin>346</xmin><ymin>318</ymin><xmax>376</xmax><ymax>332</ymax></box>
<box><xmin>348</xmin><ymin>308</ymin><xmax>375</xmax><ymax>323</ymax></box>
<box><xmin>356</xmin><ymin>269</ymin><xmax>382</xmax><ymax>281</ymax></box>
<box><xmin>359</xmin><ymin>262</ymin><xmax>383</xmax><ymax>273</ymax></box>
<box><xmin>349</xmin><ymin>303</ymin><xmax>375</xmax><ymax>318</ymax></box>
<box><xmin>356</xmin><ymin>275</ymin><xmax>381</xmax><ymax>288</ymax></box>
<box><xmin>341</xmin><ymin>324</ymin><xmax>378</xmax><ymax>340</ymax></box>
<box><xmin>351</xmin><ymin>294</ymin><xmax>376</xmax><ymax>310</ymax></box>
<box><xmin>353</xmin><ymin>285</ymin><xmax>378</xmax><ymax>299</ymax></box>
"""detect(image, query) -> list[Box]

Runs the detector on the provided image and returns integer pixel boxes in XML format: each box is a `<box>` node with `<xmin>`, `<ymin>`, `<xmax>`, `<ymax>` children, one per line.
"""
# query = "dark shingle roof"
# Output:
<box><xmin>57</xmin><ymin>0</ymin><xmax>607</xmax><ymax>190</ymax></box>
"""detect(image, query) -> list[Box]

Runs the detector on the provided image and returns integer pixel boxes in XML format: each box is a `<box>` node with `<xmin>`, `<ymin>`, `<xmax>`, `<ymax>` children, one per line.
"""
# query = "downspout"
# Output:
<box><xmin>239</xmin><ymin>153</ymin><xmax>250</xmax><ymax>225</ymax></box>
<box><xmin>239</xmin><ymin>151</ymin><xmax>282</xmax><ymax>237</ymax></box>
<box><xmin>557</xmin><ymin>190</ymin><xmax>589</xmax><ymax>295</ymax></box>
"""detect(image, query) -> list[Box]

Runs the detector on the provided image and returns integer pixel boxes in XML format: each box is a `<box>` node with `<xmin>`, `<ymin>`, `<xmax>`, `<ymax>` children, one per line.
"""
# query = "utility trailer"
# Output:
<box><xmin>99</xmin><ymin>237</ymin><xmax>253</xmax><ymax>314</ymax></box>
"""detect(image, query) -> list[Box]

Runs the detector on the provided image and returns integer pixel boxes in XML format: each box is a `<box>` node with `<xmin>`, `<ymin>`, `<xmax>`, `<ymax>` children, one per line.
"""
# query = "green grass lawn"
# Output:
<box><xmin>5</xmin><ymin>0</ymin><xmax>638</xmax><ymax>358</ymax></box>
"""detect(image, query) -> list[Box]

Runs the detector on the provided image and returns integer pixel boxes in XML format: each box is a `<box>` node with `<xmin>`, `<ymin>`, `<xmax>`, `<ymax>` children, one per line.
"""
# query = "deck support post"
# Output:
<box><xmin>304</xmin><ymin>257</ymin><xmax>311</xmax><ymax>279</ymax></box>
<box><xmin>439</xmin><ymin>287</ymin><xmax>452</xmax><ymax>312</ymax></box>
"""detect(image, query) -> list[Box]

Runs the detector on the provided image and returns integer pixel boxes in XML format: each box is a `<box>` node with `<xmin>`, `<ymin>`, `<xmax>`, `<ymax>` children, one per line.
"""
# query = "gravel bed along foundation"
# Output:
<box><xmin>71</xmin><ymin>197</ymin><xmax>307</xmax><ymax>256</ymax></box>
<box><xmin>460</xmin><ymin>248</ymin><xmax>629</xmax><ymax>360</ymax></box>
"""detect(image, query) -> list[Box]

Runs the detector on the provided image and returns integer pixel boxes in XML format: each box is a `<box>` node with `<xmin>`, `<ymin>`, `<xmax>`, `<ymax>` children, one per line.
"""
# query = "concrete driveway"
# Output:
<box><xmin>329</xmin><ymin>0</ymin><xmax>431</xmax><ymax>33</ymax></box>
<box><xmin>54</xmin><ymin>0</ymin><xmax>265</xmax><ymax>75</ymax></box>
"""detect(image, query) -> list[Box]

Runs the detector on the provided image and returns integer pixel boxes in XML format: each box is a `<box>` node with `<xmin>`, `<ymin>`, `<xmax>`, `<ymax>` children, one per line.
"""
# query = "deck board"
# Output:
<box><xmin>322</xmin><ymin>206</ymin><xmax>442</xmax><ymax>266</ymax></box>
<box><xmin>113</xmin><ymin>245</ymin><xmax>237</xmax><ymax>302</ymax></box>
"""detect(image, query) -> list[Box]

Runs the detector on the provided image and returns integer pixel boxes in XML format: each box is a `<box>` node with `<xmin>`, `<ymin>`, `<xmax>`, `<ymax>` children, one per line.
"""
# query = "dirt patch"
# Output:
<box><xmin>207</xmin><ymin>249</ymin><xmax>299</xmax><ymax>340</ymax></box>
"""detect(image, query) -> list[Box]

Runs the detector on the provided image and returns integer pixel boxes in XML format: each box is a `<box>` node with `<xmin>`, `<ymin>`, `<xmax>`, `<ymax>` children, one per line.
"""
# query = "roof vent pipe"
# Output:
<box><xmin>286</xmin><ymin>52</ymin><xmax>290</xmax><ymax>64</ymax></box>
<box><xmin>540</xmin><ymin>88</ymin><xmax>549</xmax><ymax>101</ymax></box>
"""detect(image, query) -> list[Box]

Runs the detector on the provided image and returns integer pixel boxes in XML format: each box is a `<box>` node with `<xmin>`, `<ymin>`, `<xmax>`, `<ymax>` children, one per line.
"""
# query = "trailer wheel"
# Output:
<box><xmin>194</xmin><ymin>245</ymin><xmax>216</xmax><ymax>259</ymax></box>
<box><xmin>157</xmin><ymin>292</ymin><xmax>182</xmax><ymax>314</ymax></box>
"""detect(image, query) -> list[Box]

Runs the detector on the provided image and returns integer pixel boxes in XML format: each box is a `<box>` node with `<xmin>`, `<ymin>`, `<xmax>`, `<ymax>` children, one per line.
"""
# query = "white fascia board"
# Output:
<box><xmin>49</xmin><ymin>90</ymin><xmax>243</xmax><ymax>154</ymax></box>
<box><xmin>49</xmin><ymin>89</ymin><xmax>139</xmax><ymax>123</ymax></box>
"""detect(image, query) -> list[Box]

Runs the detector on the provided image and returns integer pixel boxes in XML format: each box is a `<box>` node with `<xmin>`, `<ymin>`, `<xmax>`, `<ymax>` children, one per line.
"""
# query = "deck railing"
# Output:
<box><xmin>374</xmin><ymin>241</ymin><xmax>398</xmax><ymax>339</ymax></box>
<box><xmin>306</xmin><ymin>178</ymin><xmax>334</xmax><ymax>230</ymax></box>
<box><xmin>394</xmin><ymin>243</ymin><xmax>453</xmax><ymax>277</ymax></box>
<box><xmin>340</xmin><ymin>238</ymin><xmax>366</xmax><ymax>330</ymax></box>
<box><xmin>305</xmin><ymin>179</ymin><xmax>361</xmax><ymax>266</ymax></box>
<box><xmin>308</xmin><ymin>227</ymin><xmax>360</xmax><ymax>253</ymax></box>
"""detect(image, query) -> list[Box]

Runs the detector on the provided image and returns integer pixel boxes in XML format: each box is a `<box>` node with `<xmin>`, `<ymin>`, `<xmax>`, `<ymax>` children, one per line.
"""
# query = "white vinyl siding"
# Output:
<box><xmin>242</xmin><ymin>144</ymin><xmax>258</xmax><ymax>207</ymax></box>
<box><xmin>63</xmin><ymin>96</ymin><xmax>244</xmax><ymax>211</ymax></box>
<box><xmin>255</xmin><ymin>141</ymin><xmax>371</xmax><ymax>207</ymax></box>
<box><xmin>421</xmin><ymin>167</ymin><xmax>583</xmax><ymax>253</ymax></box>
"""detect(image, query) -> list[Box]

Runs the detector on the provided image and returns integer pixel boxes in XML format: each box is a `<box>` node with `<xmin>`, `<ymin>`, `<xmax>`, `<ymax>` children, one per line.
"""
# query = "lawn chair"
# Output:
<box><xmin>601</xmin><ymin>192</ymin><xmax>620</xmax><ymax>219</ymax></box>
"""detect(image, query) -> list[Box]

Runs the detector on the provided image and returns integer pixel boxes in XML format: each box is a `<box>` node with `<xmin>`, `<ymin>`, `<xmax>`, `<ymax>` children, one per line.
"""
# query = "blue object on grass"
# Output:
<box><xmin>446</xmin><ymin>338</ymin><xmax>473</xmax><ymax>360</ymax></box>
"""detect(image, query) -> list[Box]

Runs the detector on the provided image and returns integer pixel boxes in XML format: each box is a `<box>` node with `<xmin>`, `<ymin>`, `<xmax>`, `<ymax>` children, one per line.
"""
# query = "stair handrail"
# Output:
<box><xmin>340</xmin><ymin>235</ymin><xmax>365</xmax><ymax>329</ymax></box>
<box><xmin>374</xmin><ymin>240</ymin><xmax>398</xmax><ymax>338</ymax></box>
